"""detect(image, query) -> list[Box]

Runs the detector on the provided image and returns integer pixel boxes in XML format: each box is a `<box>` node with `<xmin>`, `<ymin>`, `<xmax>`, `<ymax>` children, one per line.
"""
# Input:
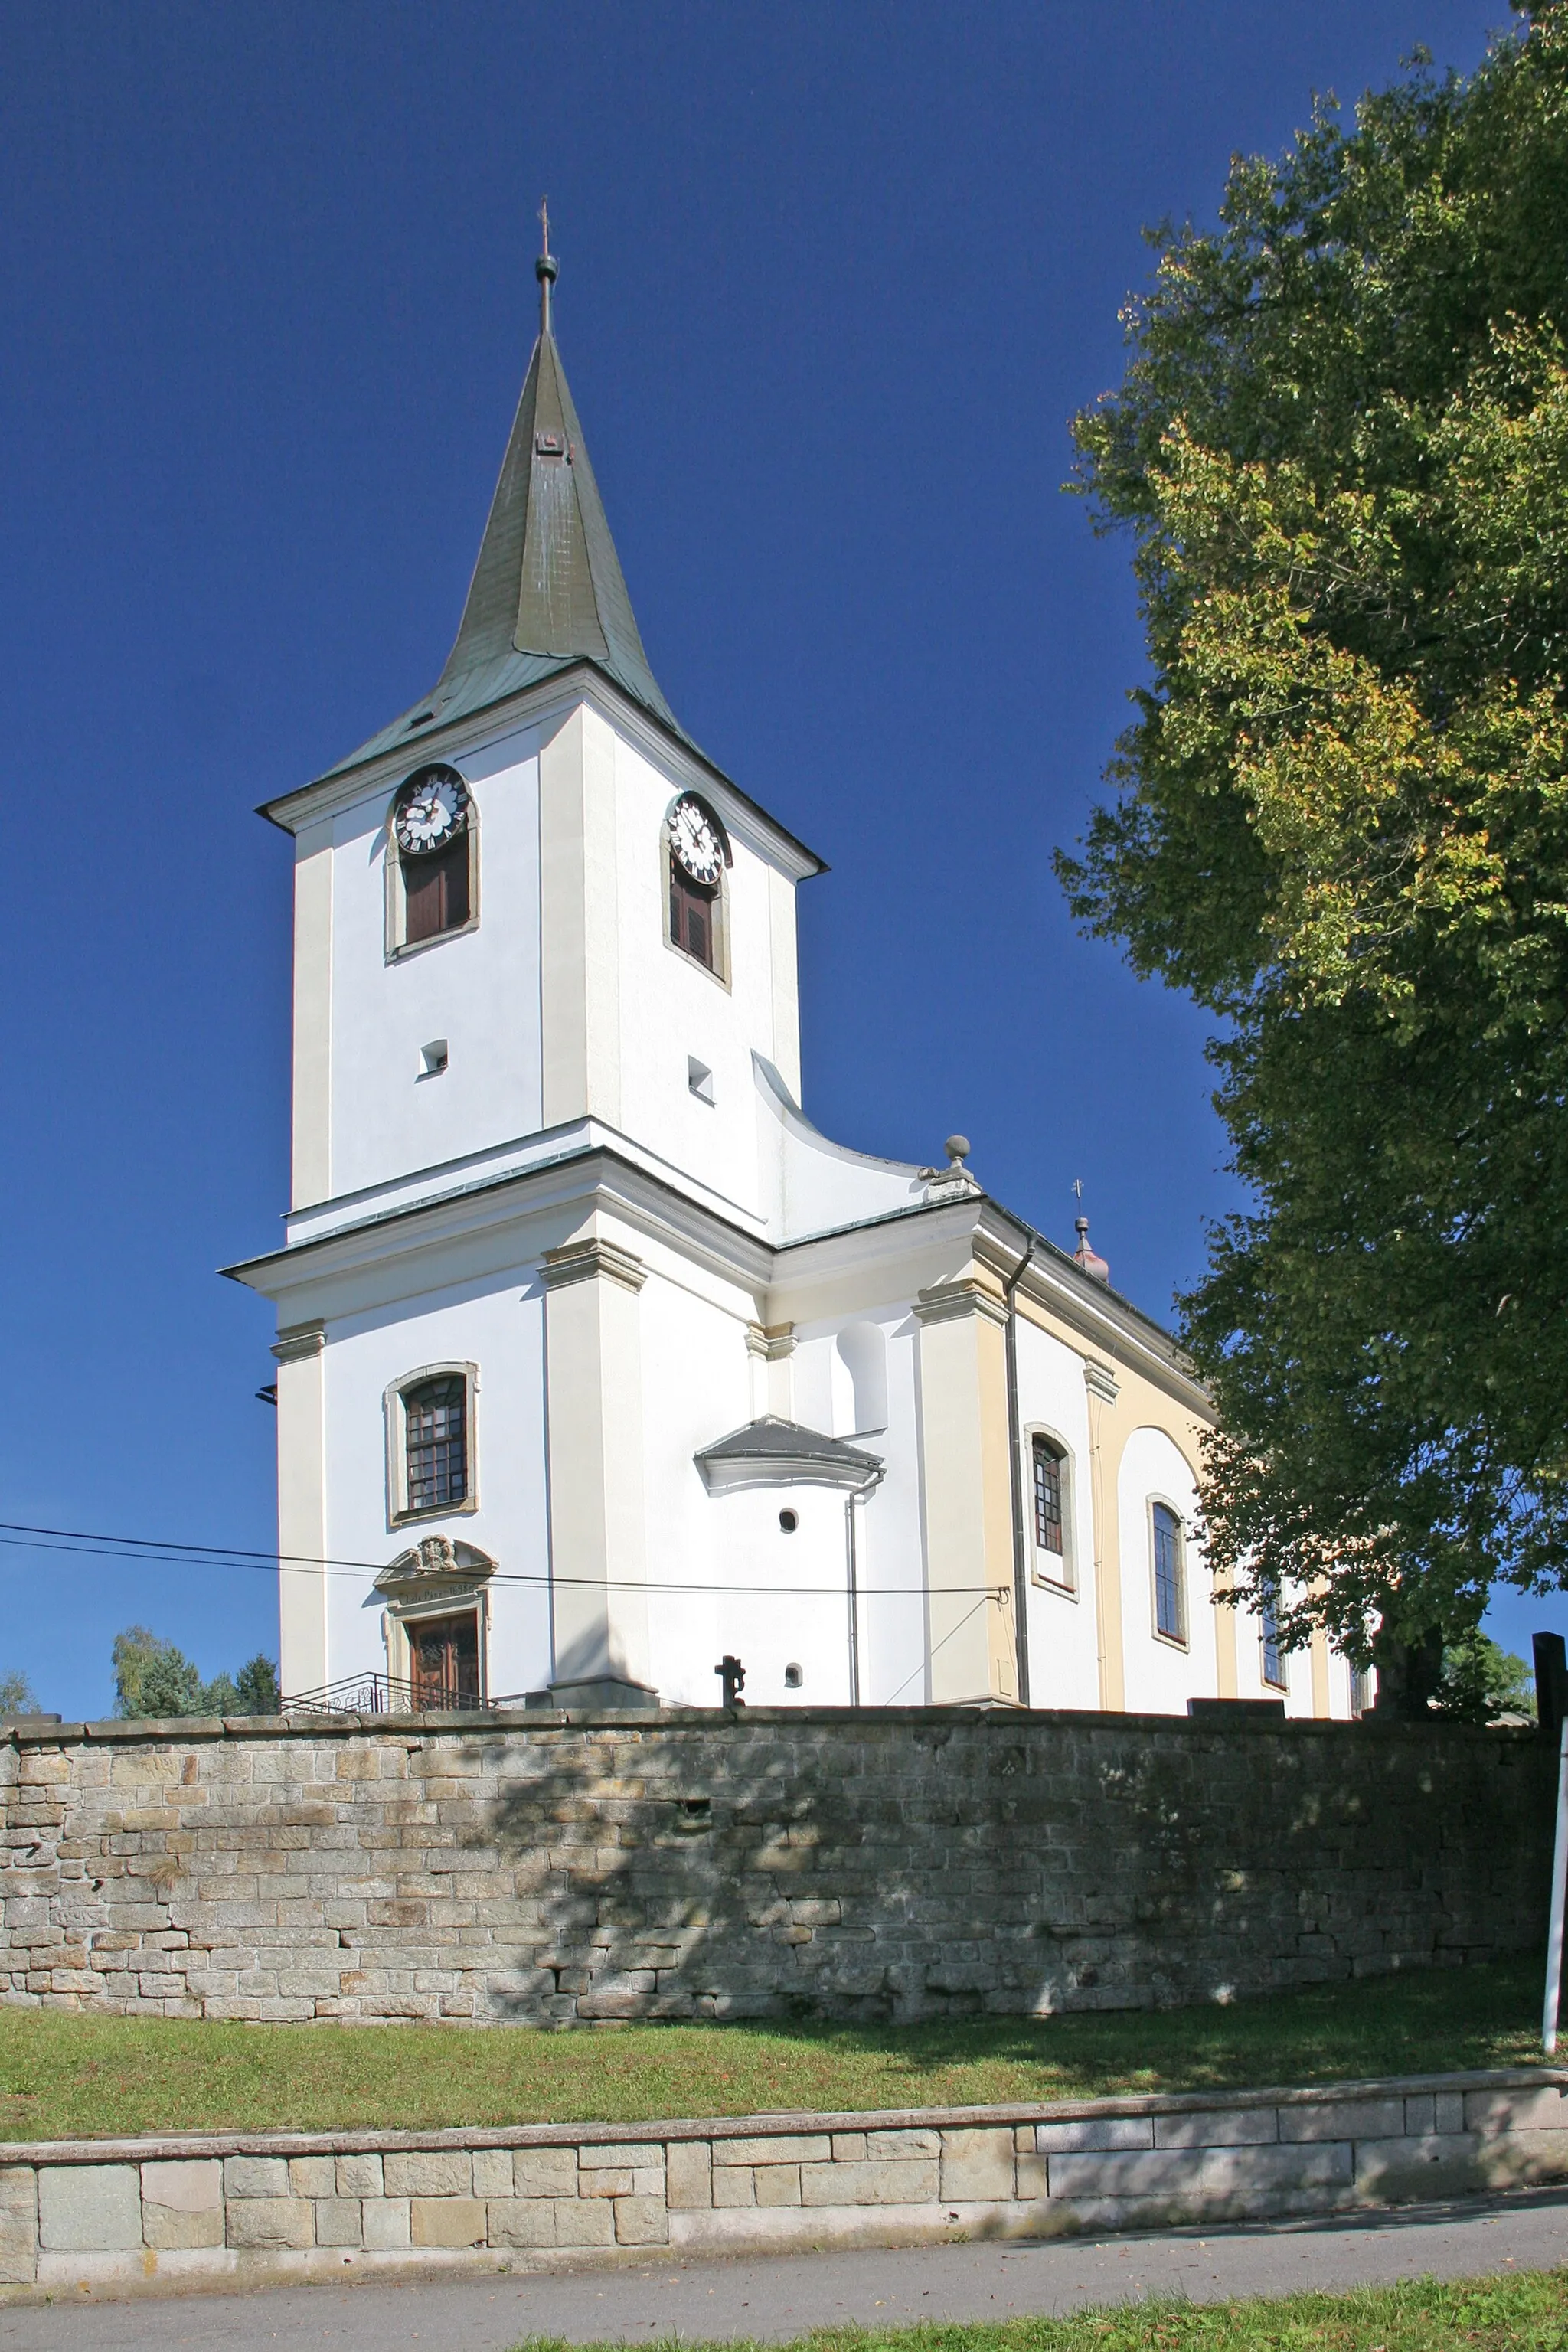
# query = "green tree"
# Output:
<box><xmin>0</xmin><ymin>1671</ymin><xmax>40</xmax><ymax>1717</ymax></box>
<box><xmin>1060</xmin><ymin>5</ymin><xmax>1568</xmax><ymax>1666</ymax></box>
<box><xmin>1435</xmin><ymin>1628</ymin><xmax>1537</xmax><ymax>1722</ymax></box>
<box><xmin>111</xmin><ymin>1629</ymin><xmax>280</xmax><ymax>1719</ymax></box>
<box><xmin>113</xmin><ymin>1626</ymin><xmax>204</xmax><ymax>1719</ymax></box>
<box><xmin>234</xmin><ymin>1655</ymin><xmax>281</xmax><ymax>1715</ymax></box>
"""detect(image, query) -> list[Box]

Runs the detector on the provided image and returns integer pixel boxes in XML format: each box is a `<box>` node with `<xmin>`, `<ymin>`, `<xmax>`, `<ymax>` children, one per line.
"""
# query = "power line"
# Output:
<box><xmin>0</xmin><ymin>1520</ymin><xmax>1008</xmax><ymax>1605</ymax></box>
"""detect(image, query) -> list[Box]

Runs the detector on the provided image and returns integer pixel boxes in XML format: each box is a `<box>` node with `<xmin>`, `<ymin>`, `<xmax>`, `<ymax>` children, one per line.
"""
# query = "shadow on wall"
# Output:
<box><xmin>471</xmin><ymin>1712</ymin><xmax>1553</xmax><ymax>2027</ymax></box>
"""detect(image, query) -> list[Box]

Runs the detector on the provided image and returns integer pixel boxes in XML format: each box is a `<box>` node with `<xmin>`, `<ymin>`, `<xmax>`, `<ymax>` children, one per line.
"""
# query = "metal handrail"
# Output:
<box><xmin>280</xmin><ymin>1670</ymin><xmax>484</xmax><ymax>1717</ymax></box>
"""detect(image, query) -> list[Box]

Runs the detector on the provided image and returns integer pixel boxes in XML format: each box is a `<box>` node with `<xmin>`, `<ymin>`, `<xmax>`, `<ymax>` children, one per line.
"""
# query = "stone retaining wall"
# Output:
<box><xmin>2</xmin><ymin>2071</ymin><xmax>1565</xmax><ymax>2301</ymax></box>
<box><xmin>0</xmin><ymin>1708</ymin><xmax>1551</xmax><ymax>2024</ymax></box>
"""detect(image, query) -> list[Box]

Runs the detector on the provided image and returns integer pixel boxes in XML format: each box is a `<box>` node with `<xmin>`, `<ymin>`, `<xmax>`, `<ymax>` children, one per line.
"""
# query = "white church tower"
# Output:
<box><xmin>230</xmin><ymin>236</ymin><xmax>1363</xmax><ymax>1726</ymax></box>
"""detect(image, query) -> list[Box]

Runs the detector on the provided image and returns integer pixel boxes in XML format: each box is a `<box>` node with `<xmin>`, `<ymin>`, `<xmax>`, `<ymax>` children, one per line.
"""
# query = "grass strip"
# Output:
<box><xmin>0</xmin><ymin>1956</ymin><xmax>1545</xmax><ymax>2143</ymax></box>
<box><xmin>511</xmin><ymin>2265</ymin><xmax>1568</xmax><ymax>2350</ymax></box>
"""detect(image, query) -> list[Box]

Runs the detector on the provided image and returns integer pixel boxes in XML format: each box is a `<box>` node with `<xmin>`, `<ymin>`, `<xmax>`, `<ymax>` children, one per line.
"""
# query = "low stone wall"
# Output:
<box><xmin>0</xmin><ymin>1707</ymin><xmax>1552</xmax><ymax>2024</ymax></box>
<box><xmin>1</xmin><ymin>2071</ymin><xmax>1565</xmax><ymax>2300</ymax></box>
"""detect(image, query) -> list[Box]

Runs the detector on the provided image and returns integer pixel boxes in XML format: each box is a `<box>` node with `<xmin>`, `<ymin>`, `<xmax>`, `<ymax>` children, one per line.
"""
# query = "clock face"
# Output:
<box><xmin>668</xmin><ymin>796</ymin><xmax>724</xmax><ymax>886</ymax></box>
<box><xmin>394</xmin><ymin>766</ymin><xmax>469</xmax><ymax>857</ymax></box>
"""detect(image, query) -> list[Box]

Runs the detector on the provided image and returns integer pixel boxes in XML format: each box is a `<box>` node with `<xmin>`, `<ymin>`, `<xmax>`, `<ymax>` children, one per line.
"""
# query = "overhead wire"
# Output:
<box><xmin>0</xmin><ymin>1520</ymin><xmax>1008</xmax><ymax>1605</ymax></box>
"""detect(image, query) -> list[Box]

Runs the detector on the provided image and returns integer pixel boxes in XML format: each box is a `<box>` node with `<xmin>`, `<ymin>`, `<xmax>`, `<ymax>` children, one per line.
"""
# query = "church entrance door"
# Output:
<box><xmin>408</xmin><ymin>1612</ymin><xmax>481</xmax><ymax>1710</ymax></box>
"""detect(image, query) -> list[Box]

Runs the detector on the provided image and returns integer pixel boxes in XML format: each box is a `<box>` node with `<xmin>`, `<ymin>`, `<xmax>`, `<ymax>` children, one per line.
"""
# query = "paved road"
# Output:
<box><xmin>3</xmin><ymin>2190</ymin><xmax>1565</xmax><ymax>2350</ymax></box>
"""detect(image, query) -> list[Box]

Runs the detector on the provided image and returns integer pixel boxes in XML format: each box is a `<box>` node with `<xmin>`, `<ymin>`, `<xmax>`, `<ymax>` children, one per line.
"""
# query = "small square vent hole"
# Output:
<box><xmin>688</xmin><ymin>1056</ymin><xmax>714</xmax><ymax>1105</ymax></box>
<box><xmin>418</xmin><ymin>1039</ymin><xmax>449</xmax><ymax>1080</ymax></box>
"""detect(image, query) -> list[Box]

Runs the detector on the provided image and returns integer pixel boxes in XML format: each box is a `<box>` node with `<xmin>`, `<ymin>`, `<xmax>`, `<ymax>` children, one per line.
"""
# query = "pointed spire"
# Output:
<box><xmin>311</xmin><ymin>214</ymin><xmax>690</xmax><ymax>786</ymax></box>
<box><xmin>434</xmin><ymin>218</ymin><xmax>678</xmax><ymax>727</ymax></box>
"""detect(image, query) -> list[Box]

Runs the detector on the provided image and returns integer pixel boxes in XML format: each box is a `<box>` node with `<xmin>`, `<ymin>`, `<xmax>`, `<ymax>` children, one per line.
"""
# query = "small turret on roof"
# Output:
<box><xmin>1073</xmin><ymin>1216</ymin><xmax>1110</xmax><ymax>1285</ymax></box>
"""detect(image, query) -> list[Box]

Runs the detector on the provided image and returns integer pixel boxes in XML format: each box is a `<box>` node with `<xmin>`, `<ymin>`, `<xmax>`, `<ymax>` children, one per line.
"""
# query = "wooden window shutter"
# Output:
<box><xmin>670</xmin><ymin>868</ymin><xmax>717</xmax><ymax>971</ymax></box>
<box><xmin>404</xmin><ymin>835</ymin><xmax>470</xmax><ymax>946</ymax></box>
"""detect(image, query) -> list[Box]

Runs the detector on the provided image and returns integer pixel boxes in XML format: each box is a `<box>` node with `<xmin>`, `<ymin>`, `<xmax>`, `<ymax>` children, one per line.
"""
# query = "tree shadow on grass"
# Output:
<box><xmin>469</xmin><ymin>1714</ymin><xmax>1549</xmax><ymax>2079</ymax></box>
<box><xmin>681</xmin><ymin>1955</ymin><xmax>1543</xmax><ymax>2104</ymax></box>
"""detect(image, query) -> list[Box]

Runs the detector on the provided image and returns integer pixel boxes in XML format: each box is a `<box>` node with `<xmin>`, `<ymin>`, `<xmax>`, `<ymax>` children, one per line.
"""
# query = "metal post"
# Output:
<box><xmin>1544</xmin><ymin>1720</ymin><xmax>1568</xmax><ymax>2058</ymax></box>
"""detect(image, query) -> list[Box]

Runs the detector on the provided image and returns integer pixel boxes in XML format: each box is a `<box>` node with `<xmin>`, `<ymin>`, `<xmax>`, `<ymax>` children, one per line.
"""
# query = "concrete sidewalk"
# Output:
<box><xmin>2</xmin><ymin>2187</ymin><xmax>1565</xmax><ymax>2350</ymax></box>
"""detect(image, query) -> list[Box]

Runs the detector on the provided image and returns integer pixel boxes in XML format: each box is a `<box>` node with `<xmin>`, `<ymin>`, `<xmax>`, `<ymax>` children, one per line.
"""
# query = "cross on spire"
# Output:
<box><xmin>536</xmin><ymin>196</ymin><xmax>558</xmax><ymax>335</ymax></box>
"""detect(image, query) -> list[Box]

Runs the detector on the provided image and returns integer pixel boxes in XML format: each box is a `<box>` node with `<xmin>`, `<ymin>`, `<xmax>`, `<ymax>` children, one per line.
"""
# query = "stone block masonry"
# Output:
<box><xmin>0</xmin><ymin>1707</ymin><xmax>1552</xmax><ymax>2025</ymax></box>
<box><xmin>0</xmin><ymin>2073</ymin><xmax>1564</xmax><ymax>2301</ymax></box>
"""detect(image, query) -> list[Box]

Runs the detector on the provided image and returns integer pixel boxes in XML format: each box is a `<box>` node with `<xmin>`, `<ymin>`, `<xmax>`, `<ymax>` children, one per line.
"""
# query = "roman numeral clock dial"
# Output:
<box><xmin>668</xmin><ymin>796</ymin><xmax>723</xmax><ymax>884</ymax></box>
<box><xmin>394</xmin><ymin>766</ymin><xmax>470</xmax><ymax>855</ymax></box>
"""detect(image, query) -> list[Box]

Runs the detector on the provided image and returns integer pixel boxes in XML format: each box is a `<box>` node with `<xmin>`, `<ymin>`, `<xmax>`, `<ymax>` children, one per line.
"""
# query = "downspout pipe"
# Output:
<box><xmin>1004</xmin><ymin>1235</ymin><xmax>1037</xmax><ymax>1709</ymax></box>
<box><xmin>844</xmin><ymin>1462</ymin><xmax>885</xmax><ymax>1707</ymax></box>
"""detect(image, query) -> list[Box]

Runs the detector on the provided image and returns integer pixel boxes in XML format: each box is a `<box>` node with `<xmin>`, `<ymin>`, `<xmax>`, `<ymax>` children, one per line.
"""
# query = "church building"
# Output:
<box><xmin>228</xmin><ymin>242</ymin><xmax>1363</xmax><ymax>1724</ymax></box>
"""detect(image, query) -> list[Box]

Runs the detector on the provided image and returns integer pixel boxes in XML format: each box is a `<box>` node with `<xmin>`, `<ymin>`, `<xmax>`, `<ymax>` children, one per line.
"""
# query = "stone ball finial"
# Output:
<box><xmin>945</xmin><ymin>1135</ymin><xmax>971</xmax><ymax>1168</ymax></box>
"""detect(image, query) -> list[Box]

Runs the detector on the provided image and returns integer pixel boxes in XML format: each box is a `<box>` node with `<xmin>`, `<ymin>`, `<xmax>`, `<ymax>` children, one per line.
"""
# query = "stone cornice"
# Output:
<box><xmin>224</xmin><ymin>1144</ymin><xmax>775</xmax><ymax>1308</ymax></box>
<box><xmin>539</xmin><ymin>1237</ymin><xmax>648</xmax><ymax>1295</ymax></box>
<box><xmin>2</xmin><ymin>1707</ymin><xmax>1529</xmax><ymax>1745</ymax></box>
<box><xmin>913</xmin><ymin>1279</ymin><xmax>1010</xmax><ymax>1331</ymax></box>
<box><xmin>233</xmin><ymin>1146</ymin><xmax>1207</xmax><ymax>1426</ymax></box>
<box><xmin>744</xmin><ymin>1321</ymin><xmax>796</xmax><ymax>1361</ymax></box>
<box><xmin>270</xmin><ymin>1319</ymin><xmax>325</xmax><ymax>1363</ymax></box>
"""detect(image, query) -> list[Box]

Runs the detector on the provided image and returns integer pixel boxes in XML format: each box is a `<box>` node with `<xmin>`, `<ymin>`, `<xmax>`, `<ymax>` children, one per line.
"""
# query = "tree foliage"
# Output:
<box><xmin>112</xmin><ymin>1628</ymin><xmax>279</xmax><ymax>1720</ymax></box>
<box><xmin>234</xmin><ymin>1654</ymin><xmax>282</xmax><ymax>1715</ymax></box>
<box><xmin>0</xmin><ymin>1672</ymin><xmax>41</xmax><ymax>1718</ymax></box>
<box><xmin>1061</xmin><ymin>5</ymin><xmax>1568</xmax><ymax>1652</ymax></box>
<box><xmin>1434</xmin><ymin>1628</ymin><xmax>1536</xmax><ymax>1721</ymax></box>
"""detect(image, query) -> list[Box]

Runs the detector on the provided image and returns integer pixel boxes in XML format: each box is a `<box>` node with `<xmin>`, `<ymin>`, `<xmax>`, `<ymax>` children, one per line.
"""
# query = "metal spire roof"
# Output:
<box><xmin>310</xmin><ymin>218</ymin><xmax>700</xmax><ymax>788</ymax></box>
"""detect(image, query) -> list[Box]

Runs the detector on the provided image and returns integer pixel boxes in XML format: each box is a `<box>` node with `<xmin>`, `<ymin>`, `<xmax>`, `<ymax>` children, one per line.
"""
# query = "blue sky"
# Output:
<box><xmin>2</xmin><ymin>0</ymin><xmax>1546</xmax><ymax>1717</ymax></box>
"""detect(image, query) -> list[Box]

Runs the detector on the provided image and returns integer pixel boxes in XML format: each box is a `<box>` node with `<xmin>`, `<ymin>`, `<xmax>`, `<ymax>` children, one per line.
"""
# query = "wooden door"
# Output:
<box><xmin>408</xmin><ymin>1612</ymin><xmax>481</xmax><ymax>1710</ymax></box>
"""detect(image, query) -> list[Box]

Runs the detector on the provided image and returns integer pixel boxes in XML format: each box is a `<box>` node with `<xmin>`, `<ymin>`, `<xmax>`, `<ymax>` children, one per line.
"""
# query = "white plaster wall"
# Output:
<box><xmin>317</xmin><ymin>1275</ymin><xmax>551</xmax><ymax>1701</ymax></box>
<box><xmin>633</xmin><ymin>1289</ymin><xmax>929</xmax><ymax>1711</ymax></box>
<box><xmin>792</xmin><ymin>1308</ymin><xmax>927</xmax><ymax>1707</ymax></box>
<box><xmin>855</xmin><ymin>1314</ymin><xmax>927</xmax><ymax>1706</ymax></box>
<box><xmin>637</xmin><ymin>1256</ymin><xmax>761</xmax><ymax>1707</ymax></box>
<box><xmin>1116</xmin><ymin>1424</ymin><xmax>1217</xmax><ymax>1716</ymax></box>
<box><xmin>680</xmin><ymin>1484</ymin><xmax>860</xmax><ymax>1707</ymax></box>
<box><xmin>326</xmin><ymin>727</ymin><xmax>543</xmax><ymax>1202</ymax></box>
<box><xmin>1014</xmin><ymin>1319</ymin><xmax>1101</xmax><ymax>1711</ymax></box>
<box><xmin>753</xmin><ymin>1061</ymin><xmax>927</xmax><ymax>1246</ymax></box>
<box><xmin>610</xmin><ymin>733</ymin><xmax>797</xmax><ymax>1223</ymax></box>
<box><xmin>635</xmin><ymin>1261</ymin><xmax>900</xmax><ymax>1709</ymax></box>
